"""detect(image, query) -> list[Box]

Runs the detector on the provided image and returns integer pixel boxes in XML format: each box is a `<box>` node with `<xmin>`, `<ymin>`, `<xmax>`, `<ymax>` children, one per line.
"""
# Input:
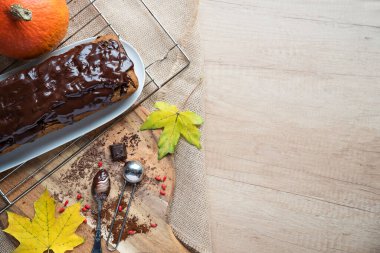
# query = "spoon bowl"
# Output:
<box><xmin>123</xmin><ymin>160</ymin><xmax>144</xmax><ymax>184</ymax></box>
<box><xmin>92</xmin><ymin>168</ymin><xmax>111</xmax><ymax>200</ymax></box>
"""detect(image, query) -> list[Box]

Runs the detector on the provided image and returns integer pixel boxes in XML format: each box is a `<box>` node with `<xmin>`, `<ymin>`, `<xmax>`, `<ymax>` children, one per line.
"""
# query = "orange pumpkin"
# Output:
<box><xmin>0</xmin><ymin>0</ymin><xmax>69</xmax><ymax>59</ymax></box>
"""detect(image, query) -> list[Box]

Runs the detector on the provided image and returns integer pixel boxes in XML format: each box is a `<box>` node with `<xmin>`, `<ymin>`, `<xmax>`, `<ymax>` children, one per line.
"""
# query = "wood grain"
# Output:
<box><xmin>0</xmin><ymin>107</ymin><xmax>188</xmax><ymax>253</ymax></box>
<box><xmin>199</xmin><ymin>0</ymin><xmax>380</xmax><ymax>252</ymax></box>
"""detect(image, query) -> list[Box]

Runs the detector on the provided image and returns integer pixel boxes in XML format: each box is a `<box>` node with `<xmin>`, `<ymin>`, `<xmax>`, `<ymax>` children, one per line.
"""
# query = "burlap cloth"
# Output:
<box><xmin>0</xmin><ymin>0</ymin><xmax>212</xmax><ymax>252</ymax></box>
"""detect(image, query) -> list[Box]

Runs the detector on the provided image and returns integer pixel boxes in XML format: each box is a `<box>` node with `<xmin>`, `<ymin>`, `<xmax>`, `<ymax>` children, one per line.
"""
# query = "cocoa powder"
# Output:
<box><xmin>93</xmin><ymin>194</ymin><xmax>151</xmax><ymax>244</ymax></box>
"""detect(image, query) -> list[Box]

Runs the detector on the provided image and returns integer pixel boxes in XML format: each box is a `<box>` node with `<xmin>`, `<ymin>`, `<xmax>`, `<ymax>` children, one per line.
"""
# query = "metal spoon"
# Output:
<box><xmin>91</xmin><ymin>168</ymin><xmax>111</xmax><ymax>253</ymax></box>
<box><xmin>106</xmin><ymin>160</ymin><xmax>144</xmax><ymax>251</ymax></box>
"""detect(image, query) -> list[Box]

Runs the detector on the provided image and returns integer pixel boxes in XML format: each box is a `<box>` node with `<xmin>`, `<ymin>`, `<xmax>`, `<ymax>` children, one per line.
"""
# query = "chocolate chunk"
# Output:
<box><xmin>110</xmin><ymin>143</ymin><xmax>127</xmax><ymax>161</ymax></box>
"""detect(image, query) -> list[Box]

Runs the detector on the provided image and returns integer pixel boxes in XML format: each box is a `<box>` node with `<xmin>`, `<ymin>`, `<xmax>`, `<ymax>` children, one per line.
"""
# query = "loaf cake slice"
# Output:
<box><xmin>0</xmin><ymin>34</ymin><xmax>139</xmax><ymax>154</ymax></box>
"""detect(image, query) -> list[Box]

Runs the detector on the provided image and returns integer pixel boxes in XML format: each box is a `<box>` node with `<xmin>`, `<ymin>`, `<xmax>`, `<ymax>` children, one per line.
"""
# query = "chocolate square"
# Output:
<box><xmin>109</xmin><ymin>143</ymin><xmax>127</xmax><ymax>161</ymax></box>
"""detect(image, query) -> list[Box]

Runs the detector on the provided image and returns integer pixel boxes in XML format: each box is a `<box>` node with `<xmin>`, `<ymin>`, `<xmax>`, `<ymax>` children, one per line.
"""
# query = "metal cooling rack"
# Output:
<box><xmin>0</xmin><ymin>0</ymin><xmax>190</xmax><ymax>214</ymax></box>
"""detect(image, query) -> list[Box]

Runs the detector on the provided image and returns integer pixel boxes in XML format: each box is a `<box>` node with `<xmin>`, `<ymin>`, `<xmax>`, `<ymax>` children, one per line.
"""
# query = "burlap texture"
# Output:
<box><xmin>0</xmin><ymin>0</ymin><xmax>211</xmax><ymax>252</ymax></box>
<box><xmin>0</xmin><ymin>236</ymin><xmax>14</xmax><ymax>253</ymax></box>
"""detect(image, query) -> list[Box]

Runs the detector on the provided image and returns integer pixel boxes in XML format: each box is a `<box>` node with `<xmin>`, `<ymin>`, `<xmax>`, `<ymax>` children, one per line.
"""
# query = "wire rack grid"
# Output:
<box><xmin>0</xmin><ymin>0</ymin><xmax>190</xmax><ymax>214</ymax></box>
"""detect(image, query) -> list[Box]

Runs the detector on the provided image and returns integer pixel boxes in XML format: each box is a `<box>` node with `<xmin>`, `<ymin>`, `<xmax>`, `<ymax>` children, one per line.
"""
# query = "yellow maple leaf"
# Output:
<box><xmin>3</xmin><ymin>189</ymin><xmax>85</xmax><ymax>253</ymax></box>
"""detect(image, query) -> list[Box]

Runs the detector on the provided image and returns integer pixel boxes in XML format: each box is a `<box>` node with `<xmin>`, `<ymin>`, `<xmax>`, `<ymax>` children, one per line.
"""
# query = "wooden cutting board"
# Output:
<box><xmin>0</xmin><ymin>106</ymin><xmax>189</xmax><ymax>253</ymax></box>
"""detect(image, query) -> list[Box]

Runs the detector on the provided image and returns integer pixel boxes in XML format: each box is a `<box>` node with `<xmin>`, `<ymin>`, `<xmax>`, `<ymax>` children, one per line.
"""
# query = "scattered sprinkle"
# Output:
<box><xmin>128</xmin><ymin>230</ymin><xmax>136</xmax><ymax>235</ymax></box>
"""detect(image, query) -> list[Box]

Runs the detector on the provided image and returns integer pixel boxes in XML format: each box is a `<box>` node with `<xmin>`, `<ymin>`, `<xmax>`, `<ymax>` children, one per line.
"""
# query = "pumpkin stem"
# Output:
<box><xmin>9</xmin><ymin>4</ymin><xmax>32</xmax><ymax>21</ymax></box>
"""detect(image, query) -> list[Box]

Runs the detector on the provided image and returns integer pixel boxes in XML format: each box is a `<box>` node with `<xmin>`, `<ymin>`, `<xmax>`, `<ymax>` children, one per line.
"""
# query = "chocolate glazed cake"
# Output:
<box><xmin>0</xmin><ymin>35</ymin><xmax>139</xmax><ymax>154</ymax></box>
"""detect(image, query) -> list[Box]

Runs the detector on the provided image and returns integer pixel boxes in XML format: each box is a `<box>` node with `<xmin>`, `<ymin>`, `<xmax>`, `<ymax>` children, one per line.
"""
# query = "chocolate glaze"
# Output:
<box><xmin>0</xmin><ymin>39</ymin><xmax>135</xmax><ymax>153</ymax></box>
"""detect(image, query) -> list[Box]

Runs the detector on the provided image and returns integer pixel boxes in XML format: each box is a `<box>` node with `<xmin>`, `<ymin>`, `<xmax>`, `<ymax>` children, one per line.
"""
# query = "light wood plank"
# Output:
<box><xmin>200</xmin><ymin>0</ymin><xmax>380</xmax><ymax>252</ymax></box>
<box><xmin>208</xmin><ymin>176</ymin><xmax>380</xmax><ymax>253</ymax></box>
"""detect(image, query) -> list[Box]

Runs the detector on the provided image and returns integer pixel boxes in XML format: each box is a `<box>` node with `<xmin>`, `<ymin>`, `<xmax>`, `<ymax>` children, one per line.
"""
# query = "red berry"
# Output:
<box><xmin>161</xmin><ymin>184</ymin><xmax>167</xmax><ymax>190</ymax></box>
<box><xmin>155</xmin><ymin>176</ymin><xmax>161</xmax><ymax>181</ymax></box>
<box><xmin>82</xmin><ymin>207</ymin><xmax>87</xmax><ymax>212</ymax></box>
<box><xmin>128</xmin><ymin>230</ymin><xmax>136</xmax><ymax>235</ymax></box>
<box><xmin>160</xmin><ymin>190</ymin><xmax>166</xmax><ymax>196</ymax></box>
<box><xmin>83</xmin><ymin>219</ymin><xmax>87</xmax><ymax>224</ymax></box>
<box><xmin>64</xmin><ymin>200</ymin><xmax>69</xmax><ymax>207</ymax></box>
<box><xmin>98</xmin><ymin>161</ymin><xmax>103</xmax><ymax>168</ymax></box>
<box><xmin>76</xmin><ymin>194</ymin><xmax>82</xmax><ymax>200</ymax></box>
<box><xmin>58</xmin><ymin>207</ymin><xmax>65</xmax><ymax>213</ymax></box>
<box><xmin>85</xmin><ymin>204</ymin><xmax>90</xmax><ymax>210</ymax></box>
<box><xmin>118</xmin><ymin>205</ymin><xmax>122</xmax><ymax>212</ymax></box>
<box><xmin>162</xmin><ymin>176</ymin><xmax>167</xmax><ymax>182</ymax></box>
<box><xmin>150</xmin><ymin>223</ymin><xmax>158</xmax><ymax>228</ymax></box>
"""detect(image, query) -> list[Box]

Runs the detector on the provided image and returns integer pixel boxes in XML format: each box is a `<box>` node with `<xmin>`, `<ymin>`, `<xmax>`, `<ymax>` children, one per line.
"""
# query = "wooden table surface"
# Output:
<box><xmin>199</xmin><ymin>1</ymin><xmax>380</xmax><ymax>252</ymax></box>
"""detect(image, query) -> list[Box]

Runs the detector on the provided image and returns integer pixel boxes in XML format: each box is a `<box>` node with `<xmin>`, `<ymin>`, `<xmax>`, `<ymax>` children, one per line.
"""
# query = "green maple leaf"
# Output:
<box><xmin>140</xmin><ymin>101</ymin><xmax>204</xmax><ymax>159</ymax></box>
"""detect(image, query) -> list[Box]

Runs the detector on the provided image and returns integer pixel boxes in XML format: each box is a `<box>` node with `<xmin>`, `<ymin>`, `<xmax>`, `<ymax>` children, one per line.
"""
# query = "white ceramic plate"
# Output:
<box><xmin>0</xmin><ymin>37</ymin><xmax>145</xmax><ymax>172</ymax></box>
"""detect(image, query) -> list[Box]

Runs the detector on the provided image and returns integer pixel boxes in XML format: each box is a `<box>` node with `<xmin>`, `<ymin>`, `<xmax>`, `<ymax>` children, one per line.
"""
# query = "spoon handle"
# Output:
<box><xmin>113</xmin><ymin>184</ymin><xmax>137</xmax><ymax>249</ymax></box>
<box><xmin>106</xmin><ymin>180</ymin><xmax>128</xmax><ymax>251</ymax></box>
<box><xmin>91</xmin><ymin>200</ymin><xmax>103</xmax><ymax>253</ymax></box>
